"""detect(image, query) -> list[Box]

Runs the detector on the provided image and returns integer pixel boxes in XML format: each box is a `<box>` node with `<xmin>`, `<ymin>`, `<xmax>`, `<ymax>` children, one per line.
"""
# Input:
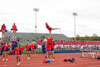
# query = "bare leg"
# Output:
<box><xmin>51</xmin><ymin>51</ymin><xmax>55</xmax><ymax>60</ymax></box>
<box><xmin>49</xmin><ymin>52</ymin><xmax>52</xmax><ymax>60</ymax></box>
<box><xmin>33</xmin><ymin>50</ymin><xmax>36</xmax><ymax>56</ymax></box>
<box><xmin>27</xmin><ymin>52</ymin><xmax>30</xmax><ymax>60</ymax></box>
<box><xmin>17</xmin><ymin>56</ymin><xmax>18</xmax><ymax>63</ymax></box>
<box><xmin>17</xmin><ymin>56</ymin><xmax>20</xmax><ymax>65</ymax></box>
<box><xmin>46</xmin><ymin>52</ymin><xmax>49</xmax><ymax>60</ymax></box>
<box><xmin>19</xmin><ymin>56</ymin><xmax>20</xmax><ymax>62</ymax></box>
<box><xmin>27</xmin><ymin>52</ymin><xmax>28</xmax><ymax>59</ymax></box>
<box><xmin>6</xmin><ymin>52</ymin><xmax>8</xmax><ymax>61</ymax></box>
<box><xmin>52</xmin><ymin>28</ymin><xmax>60</xmax><ymax>30</ymax></box>
<box><xmin>2</xmin><ymin>31</ymin><xmax>5</xmax><ymax>38</ymax></box>
<box><xmin>29</xmin><ymin>52</ymin><xmax>30</xmax><ymax>57</ymax></box>
<box><xmin>13</xmin><ymin>31</ymin><xmax>16</xmax><ymax>35</ymax></box>
<box><xmin>27</xmin><ymin>52</ymin><xmax>29</xmax><ymax>57</ymax></box>
<box><xmin>14</xmin><ymin>31</ymin><xmax>16</xmax><ymax>35</ymax></box>
<box><xmin>3</xmin><ymin>52</ymin><xmax>5</xmax><ymax>61</ymax></box>
<box><xmin>49</xmin><ymin>31</ymin><xmax>51</xmax><ymax>38</ymax></box>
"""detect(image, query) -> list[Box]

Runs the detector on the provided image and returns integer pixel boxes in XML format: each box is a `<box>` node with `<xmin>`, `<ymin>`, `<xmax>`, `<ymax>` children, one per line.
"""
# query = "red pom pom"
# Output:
<box><xmin>43</xmin><ymin>60</ymin><xmax>47</xmax><ymax>63</ymax></box>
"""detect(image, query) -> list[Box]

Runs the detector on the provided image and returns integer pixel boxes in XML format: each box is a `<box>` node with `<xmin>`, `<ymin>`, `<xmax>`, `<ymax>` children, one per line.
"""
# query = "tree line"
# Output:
<box><xmin>70</xmin><ymin>34</ymin><xmax>100</xmax><ymax>41</ymax></box>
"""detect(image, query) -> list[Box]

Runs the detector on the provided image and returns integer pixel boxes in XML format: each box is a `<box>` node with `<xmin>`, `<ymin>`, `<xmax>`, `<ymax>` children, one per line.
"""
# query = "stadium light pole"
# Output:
<box><xmin>73</xmin><ymin>12</ymin><xmax>77</xmax><ymax>41</ymax></box>
<box><xmin>33</xmin><ymin>8</ymin><xmax>39</xmax><ymax>33</ymax></box>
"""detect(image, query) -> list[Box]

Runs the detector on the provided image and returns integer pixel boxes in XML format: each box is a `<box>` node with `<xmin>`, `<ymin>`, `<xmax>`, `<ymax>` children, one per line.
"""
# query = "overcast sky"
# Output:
<box><xmin>0</xmin><ymin>0</ymin><xmax>100</xmax><ymax>37</ymax></box>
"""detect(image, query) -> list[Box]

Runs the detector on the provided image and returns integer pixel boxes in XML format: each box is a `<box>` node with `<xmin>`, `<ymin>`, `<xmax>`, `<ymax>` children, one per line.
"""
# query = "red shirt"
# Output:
<box><xmin>23</xmin><ymin>45</ymin><xmax>32</xmax><ymax>51</ymax></box>
<box><xmin>98</xmin><ymin>41</ymin><xmax>100</xmax><ymax>45</ymax></box>
<box><xmin>11</xmin><ymin>25</ymin><xmax>17</xmax><ymax>29</ymax></box>
<box><xmin>31</xmin><ymin>43</ymin><xmax>37</xmax><ymax>49</ymax></box>
<box><xmin>50</xmin><ymin>38</ymin><xmax>54</xmax><ymax>49</ymax></box>
<box><xmin>11</xmin><ymin>47</ymin><xmax>23</xmax><ymax>55</ymax></box>
<box><xmin>64</xmin><ymin>41</ymin><xmax>68</xmax><ymax>45</ymax></box>
<box><xmin>0</xmin><ymin>44</ymin><xmax>11</xmax><ymax>51</ymax></box>
<box><xmin>59</xmin><ymin>40</ymin><xmax>63</xmax><ymax>44</ymax></box>
<box><xmin>37</xmin><ymin>40</ymin><xmax>42</xmax><ymax>45</ymax></box>
<box><xmin>1</xmin><ymin>25</ymin><xmax>6</xmax><ymax>30</ymax></box>
<box><xmin>46</xmin><ymin>38</ymin><xmax>53</xmax><ymax>50</ymax></box>
<box><xmin>81</xmin><ymin>42</ymin><xmax>85</xmax><ymax>46</ymax></box>
<box><xmin>46</xmin><ymin>23</ymin><xmax>51</xmax><ymax>30</ymax></box>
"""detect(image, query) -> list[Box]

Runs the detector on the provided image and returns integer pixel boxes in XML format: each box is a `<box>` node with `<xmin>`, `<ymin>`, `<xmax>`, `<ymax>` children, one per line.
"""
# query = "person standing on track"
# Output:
<box><xmin>42</xmin><ymin>39</ymin><xmax>47</xmax><ymax>54</ymax></box>
<box><xmin>23</xmin><ymin>40</ymin><xmax>32</xmax><ymax>61</ymax></box>
<box><xmin>0</xmin><ymin>41</ymin><xmax>11</xmax><ymax>62</ymax></box>
<box><xmin>9</xmin><ymin>43</ymin><xmax>24</xmax><ymax>65</ymax></box>
<box><xmin>31</xmin><ymin>40</ymin><xmax>37</xmax><ymax>56</ymax></box>
<box><xmin>37</xmin><ymin>39</ymin><xmax>42</xmax><ymax>52</ymax></box>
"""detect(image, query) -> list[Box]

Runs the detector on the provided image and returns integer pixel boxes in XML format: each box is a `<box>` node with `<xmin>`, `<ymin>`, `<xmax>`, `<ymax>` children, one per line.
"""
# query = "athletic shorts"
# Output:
<box><xmin>51</xmin><ymin>48</ymin><xmax>54</xmax><ymax>51</ymax></box>
<box><xmin>32</xmin><ymin>49</ymin><xmax>36</xmax><ymax>51</ymax></box>
<box><xmin>47</xmin><ymin>49</ymin><xmax>51</xmax><ymax>52</ymax></box>
<box><xmin>38</xmin><ymin>45</ymin><xmax>41</xmax><ymax>48</ymax></box>
<box><xmin>49</xmin><ymin>27</ymin><xmax>52</xmax><ymax>31</ymax></box>
<box><xmin>1</xmin><ymin>29</ymin><xmax>7</xmax><ymax>32</ymax></box>
<box><xmin>11</xmin><ymin>29</ymin><xmax>17</xmax><ymax>31</ymax></box>
<box><xmin>16</xmin><ymin>55</ymin><xmax>21</xmax><ymax>56</ymax></box>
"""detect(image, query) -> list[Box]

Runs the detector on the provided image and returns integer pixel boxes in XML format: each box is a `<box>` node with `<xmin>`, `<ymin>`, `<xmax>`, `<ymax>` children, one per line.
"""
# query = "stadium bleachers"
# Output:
<box><xmin>4</xmin><ymin>32</ymin><xmax>69</xmax><ymax>42</ymax></box>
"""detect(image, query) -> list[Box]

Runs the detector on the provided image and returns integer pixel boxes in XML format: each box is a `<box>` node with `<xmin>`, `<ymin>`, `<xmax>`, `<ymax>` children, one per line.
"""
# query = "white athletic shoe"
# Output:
<box><xmin>19</xmin><ymin>62</ymin><xmax>20</xmax><ymax>65</ymax></box>
<box><xmin>17</xmin><ymin>62</ymin><xmax>20</xmax><ymax>65</ymax></box>
<box><xmin>52</xmin><ymin>59</ymin><xmax>55</xmax><ymax>61</ymax></box>
<box><xmin>27</xmin><ymin>57</ymin><xmax>30</xmax><ymax>61</ymax></box>
<box><xmin>6</xmin><ymin>59</ymin><xmax>8</xmax><ymax>62</ymax></box>
<box><xmin>3</xmin><ymin>58</ymin><xmax>5</xmax><ymax>61</ymax></box>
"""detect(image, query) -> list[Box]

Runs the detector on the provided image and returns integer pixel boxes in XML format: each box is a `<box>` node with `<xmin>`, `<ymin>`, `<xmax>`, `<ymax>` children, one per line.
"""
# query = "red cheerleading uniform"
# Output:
<box><xmin>0</xmin><ymin>25</ymin><xmax>6</xmax><ymax>31</ymax></box>
<box><xmin>23</xmin><ymin>45</ymin><xmax>32</xmax><ymax>51</ymax></box>
<box><xmin>46</xmin><ymin>38</ymin><xmax>53</xmax><ymax>50</ymax></box>
<box><xmin>50</xmin><ymin>38</ymin><xmax>54</xmax><ymax>49</ymax></box>
<box><xmin>11</xmin><ymin>25</ymin><xmax>17</xmax><ymax>30</ymax></box>
<box><xmin>63</xmin><ymin>41</ymin><xmax>66</xmax><ymax>45</ymax></box>
<box><xmin>59</xmin><ymin>40</ymin><xmax>63</xmax><ymax>44</ymax></box>
<box><xmin>46</xmin><ymin>23</ymin><xmax>52</xmax><ymax>31</ymax></box>
<box><xmin>10</xmin><ymin>47</ymin><xmax>23</xmax><ymax>55</ymax></box>
<box><xmin>0</xmin><ymin>44</ymin><xmax>11</xmax><ymax>51</ymax></box>
<box><xmin>65</xmin><ymin>41</ymin><xmax>69</xmax><ymax>45</ymax></box>
<box><xmin>37</xmin><ymin>40</ymin><xmax>42</xmax><ymax>45</ymax></box>
<box><xmin>81</xmin><ymin>41</ymin><xmax>85</xmax><ymax>46</ymax></box>
<box><xmin>98</xmin><ymin>41</ymin><xmax>100</xmax><ymax>45</ymax></box>
<box><xmin>31</xmin><ymin>43</ymin><xmax>37</xmax><ymax>49</ymax></box>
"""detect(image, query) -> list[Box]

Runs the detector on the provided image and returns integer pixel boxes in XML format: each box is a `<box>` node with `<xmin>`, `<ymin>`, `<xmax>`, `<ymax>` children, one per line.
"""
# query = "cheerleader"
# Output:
<box><xmin>11</xmin><ymin>23</ymin><xmax>17</xmax><ymax>35</ymax></box>
<box><xmin>0</xmin><ymin>24</ymin><xmax>7</xmax><ymax>38</ymax></box>
<box><xmin>9</xmin><ymin>43</ymin><xmax>24</xmax><ymax>65</ymax></box>
<box><xmin>45</xmin><ymin>22</ymin><xmax>58</xmax><ymax>61</ymax></box>
<box><xmin>45</xmin><ymin>22</ymin><xmax>60</xmax><ymax>37</ymax></box>
<box><xmin>31</xmin><ymin>40</ymin><xmax>37</xmax><ymax>56</ymax></box>
<box><xmin>23</xmin><ymin>40</ymin><xmax>32</xmax><ymax>60</ymax></box>
<box><xmin>37</xmin><ymin>39</ymin><xmax>42</xmax><ymax>52</ymax></box>
<box><xmin>0</xmin><ymin>41</ymin><xmax>11</xmax><ymax>62</ymax></box>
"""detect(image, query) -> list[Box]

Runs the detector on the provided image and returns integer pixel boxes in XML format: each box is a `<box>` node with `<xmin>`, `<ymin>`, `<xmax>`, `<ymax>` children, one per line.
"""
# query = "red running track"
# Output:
<box><xmin>0</xmin><ymin>53</ymin><xmax>100</xmax><ymax>67</ymax></box>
